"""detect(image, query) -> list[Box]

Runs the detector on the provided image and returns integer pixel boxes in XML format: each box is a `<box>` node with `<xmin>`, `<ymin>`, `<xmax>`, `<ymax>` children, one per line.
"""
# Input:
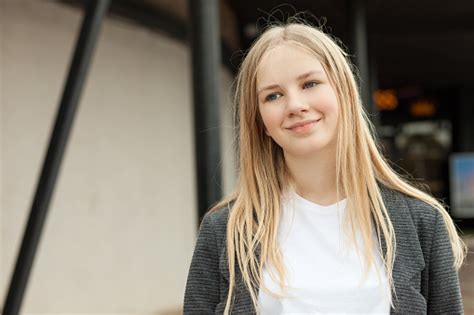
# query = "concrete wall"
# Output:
<box><xmin>0</xmin><ymin>1</ymin><xmax>236</xmax><ymax>313</ymax></box>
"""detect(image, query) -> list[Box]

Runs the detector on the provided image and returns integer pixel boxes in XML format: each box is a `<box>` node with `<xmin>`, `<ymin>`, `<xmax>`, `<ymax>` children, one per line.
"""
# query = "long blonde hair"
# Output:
<box><xmin>211</xmin><ymin>22</ymin><xmax>467</xmax><ymax>314</ymax></box>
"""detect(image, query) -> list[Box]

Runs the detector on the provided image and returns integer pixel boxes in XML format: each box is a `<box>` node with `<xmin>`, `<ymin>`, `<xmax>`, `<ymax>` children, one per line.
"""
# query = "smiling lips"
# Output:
<box><xmin>286</xmin><ymin>119</ymin><xmax>321</xmax><ymax>133</ymax></box>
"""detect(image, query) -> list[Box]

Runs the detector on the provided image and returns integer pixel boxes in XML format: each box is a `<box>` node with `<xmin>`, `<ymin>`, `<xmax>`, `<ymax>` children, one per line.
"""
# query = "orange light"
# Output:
<box><xmin>410</xmin><ymin>100</ymin><xmax>436</xmax><ymax>117</ymax></box>
<box><xmin>373</xmin><ymin>89</ymin><xmax>398</xmax><ymax>110</ymax></box>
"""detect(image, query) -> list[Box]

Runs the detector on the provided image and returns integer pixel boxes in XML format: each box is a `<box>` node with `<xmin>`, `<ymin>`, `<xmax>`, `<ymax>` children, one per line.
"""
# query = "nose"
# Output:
<box><xmin>286</xmin><ymin>91</ymin><xmax>309</xmax><ymax>115</ymax></box>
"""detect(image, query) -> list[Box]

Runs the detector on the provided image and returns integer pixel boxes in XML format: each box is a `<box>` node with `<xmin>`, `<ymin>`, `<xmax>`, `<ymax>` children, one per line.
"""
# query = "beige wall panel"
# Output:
<box><xmin>1</xmin><ymin>1</ymin><xmax>235</xmax><ymax>313</ymax></box>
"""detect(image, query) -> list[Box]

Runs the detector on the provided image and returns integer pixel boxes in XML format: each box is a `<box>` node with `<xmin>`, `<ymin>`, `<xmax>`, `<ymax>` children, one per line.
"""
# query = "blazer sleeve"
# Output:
<box><xmin>183</xmin><ymin>212</ymin><xmax>221</xmax><ymax>314</ymax></box>
<box><xmin>427</xmin><ymin>210</ymin><xmax>464</xmax><ymax>314</ymax></box>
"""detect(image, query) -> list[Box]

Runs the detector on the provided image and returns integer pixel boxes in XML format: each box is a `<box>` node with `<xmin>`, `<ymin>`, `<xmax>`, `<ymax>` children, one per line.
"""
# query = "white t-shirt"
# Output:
<box><xmin>258</xmin><ymin>192</ymin><xmax>391</xmax><ymax>314</ymax></box>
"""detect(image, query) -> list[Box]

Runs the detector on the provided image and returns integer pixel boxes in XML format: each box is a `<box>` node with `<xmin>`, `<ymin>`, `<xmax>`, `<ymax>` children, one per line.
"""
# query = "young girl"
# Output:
<box><xmin>183</xmin><ymin>22</ymin><xmax>466</xmax><ymax>314</ymax></box>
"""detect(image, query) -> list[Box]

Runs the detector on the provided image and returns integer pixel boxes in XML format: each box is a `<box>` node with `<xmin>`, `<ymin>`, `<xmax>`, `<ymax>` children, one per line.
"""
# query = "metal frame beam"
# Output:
<box><xmin>348</xmin><ymin>0</ymin><xmax>379</xmax><ymax>127</ymax></box>
<box><xmin>189</xmin><ymin>0</ymin><xmax>223</xmax><ymax>223</ymax></box>
<box><xmin>2</xmin><ymin>1</ymin><xmax>110</xmax><ymax>313</ymax></box>
<box><xmin>61</xmin><ymin>0</ymin><xmax>237</xmax><ymax>74</ymax></box>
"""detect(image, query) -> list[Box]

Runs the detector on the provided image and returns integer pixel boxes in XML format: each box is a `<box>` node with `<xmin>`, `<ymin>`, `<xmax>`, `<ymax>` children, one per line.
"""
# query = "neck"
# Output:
<box><xmin>284</xmin><ymin>147</ymin><xmax>344</xmax><ymax>206</ymax></box>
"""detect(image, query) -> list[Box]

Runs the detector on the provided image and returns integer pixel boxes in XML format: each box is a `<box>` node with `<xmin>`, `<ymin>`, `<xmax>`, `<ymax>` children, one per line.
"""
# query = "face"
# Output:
<box><xmin>256</xmin><ymin>43</ymin><xmax>339</xmax><ymax>158</ymax></box>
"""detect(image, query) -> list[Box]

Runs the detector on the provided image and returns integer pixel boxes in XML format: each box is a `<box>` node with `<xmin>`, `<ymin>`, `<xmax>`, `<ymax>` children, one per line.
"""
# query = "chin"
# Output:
<box><xmin>285</xmin><ymin>145</ymin><xmax>330</xmax><ymax>157</ymax></box>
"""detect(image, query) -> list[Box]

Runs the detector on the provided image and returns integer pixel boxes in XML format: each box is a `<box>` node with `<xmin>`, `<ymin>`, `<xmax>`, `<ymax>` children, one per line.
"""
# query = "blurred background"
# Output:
<box><xmin>0</xmin><ymin>0</ymin><xmax>473</xmax><ymax>314</ymax></box>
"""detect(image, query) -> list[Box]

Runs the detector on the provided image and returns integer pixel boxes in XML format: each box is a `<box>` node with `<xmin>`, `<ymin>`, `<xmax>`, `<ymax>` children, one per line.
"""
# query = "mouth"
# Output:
<box><xmin>286</xmin><ymin>118</ymin><xmax>321</xmax><ymax>132</ymax></box>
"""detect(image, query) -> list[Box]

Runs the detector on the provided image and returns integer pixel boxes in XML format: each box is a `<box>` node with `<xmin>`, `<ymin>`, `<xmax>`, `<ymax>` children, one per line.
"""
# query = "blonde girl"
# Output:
<box><xmin>184</xmin><ymin>21</ymin><xmax>466</xmax><ymax>314</ymax></box>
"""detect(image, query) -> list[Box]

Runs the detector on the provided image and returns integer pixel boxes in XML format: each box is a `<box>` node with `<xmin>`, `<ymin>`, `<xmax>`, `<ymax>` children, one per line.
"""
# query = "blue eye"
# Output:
<box><xmin>265</xmin><ymin>93</ymin><xmax>282</xmax><ymax>102</ymax></box>
<box><xmin>303</xmin><ymin>81</ymin><xmax>318</xmax><ymax>89</ymax></box>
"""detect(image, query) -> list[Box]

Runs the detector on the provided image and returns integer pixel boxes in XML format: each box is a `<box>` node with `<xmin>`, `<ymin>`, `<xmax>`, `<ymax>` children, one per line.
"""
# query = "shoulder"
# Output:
<box><xmin>199</xmin><ymin>204</ymin><xmax>231</xmax><ymax>248</ymax></box>
<box><xmin>379</xmin><ymin>184</ymin><xmax>447</xmax><ymax>252</ymax></box>
<box><xmin>379</xmin><ymin>185</ymin><xmax>455</xmax><ymax>271</ymax></box>
<box><xmin>204</xmin><ymin>204</ymin><xmax>231</xmax><ymax>224</ymax></box>
<box><xmin>203</xmin><ymin>204</ymin><xmax>231</xmax><ymax>231</ymax></box>
<box><xmin>380</xmin><ymin>184</ymin><xmax>441</xmax><ymax>229</ymax></box>
<box><xmin>379</xmin><ymin>186</ymin><xmax>451</xmax><ymax>261</ymax></box>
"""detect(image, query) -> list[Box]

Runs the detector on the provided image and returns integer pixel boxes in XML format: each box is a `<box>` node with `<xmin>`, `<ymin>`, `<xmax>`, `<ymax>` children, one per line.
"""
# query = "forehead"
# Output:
<box><xmin>256</xmin><ymin>43</ymin><xmax>326</xmax><ymax>85</ymax></box>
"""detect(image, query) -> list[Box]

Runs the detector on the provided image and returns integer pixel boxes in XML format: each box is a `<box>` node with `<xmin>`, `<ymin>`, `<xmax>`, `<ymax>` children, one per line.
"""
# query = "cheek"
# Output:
<box><xmin>316</xmin><ymin>88</ymin><xmax>339</xmax><ymax>119</ymax></box>
<box><xmin>328</xmin><ymin>102</ymin><xmax>339</xmax><ymax>122</ymax></box>
<box><xmin>259</xmin><ymin>107</ymin><xmax>280</xmax><ymax>133</ymax></box>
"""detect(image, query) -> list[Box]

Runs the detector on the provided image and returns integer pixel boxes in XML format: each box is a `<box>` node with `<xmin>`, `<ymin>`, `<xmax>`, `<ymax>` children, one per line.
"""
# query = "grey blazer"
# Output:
<box><xmin>183</xmin><ymin>187</ymin><xmax>464</xmax><ymax>314</ymax></box>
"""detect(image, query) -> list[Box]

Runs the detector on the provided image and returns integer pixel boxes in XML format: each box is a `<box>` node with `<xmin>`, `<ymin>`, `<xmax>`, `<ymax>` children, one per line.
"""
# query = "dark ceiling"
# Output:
<box><xmin>67</xmin><ymin>0</ymin><xmax>474</xmax><ymax>90</ymax></box>
<box><xmin>228</xmin><ymin>0</ymin><xmax>474</xmax><ymax>89</ymax></box>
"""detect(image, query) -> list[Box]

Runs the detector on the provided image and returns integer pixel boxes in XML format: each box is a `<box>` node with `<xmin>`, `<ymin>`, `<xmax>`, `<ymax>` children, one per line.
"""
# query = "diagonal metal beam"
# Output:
<box><xmin>2</xmin><ymin>0</ymin><xmax>110</xmax><ymax>314</ymax></box>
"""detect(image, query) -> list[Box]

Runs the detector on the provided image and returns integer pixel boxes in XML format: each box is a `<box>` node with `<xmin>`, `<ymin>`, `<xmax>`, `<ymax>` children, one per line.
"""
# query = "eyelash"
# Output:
<box><xmin>303</xmin><ymin>81</ymin><xmax>318</xmax><ymax>89</ymax></box>
<box><xmin>265</xmin><ymin>93</ymin><xmax>281</xmax><ymax>102</ymax></box>
<box><xmin>264</xmin><ymin>80</ymin><xmax>318</xmax><ymax>102</ymax></box>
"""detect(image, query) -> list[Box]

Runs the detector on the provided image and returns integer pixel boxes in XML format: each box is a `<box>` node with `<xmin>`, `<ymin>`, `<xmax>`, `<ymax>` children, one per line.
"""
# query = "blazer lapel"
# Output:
<box><xmin>379</xmin><ymin>187</ymin><xmax>426</xmax><ymax>314</ymax></box>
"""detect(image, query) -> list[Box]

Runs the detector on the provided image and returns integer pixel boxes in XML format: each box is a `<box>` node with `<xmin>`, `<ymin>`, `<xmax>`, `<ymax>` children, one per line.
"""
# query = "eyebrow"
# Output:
<box><xmin>257</xmin><ymin>70</ymin><xmax>323</xmax><ymax>95</ymax></box>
